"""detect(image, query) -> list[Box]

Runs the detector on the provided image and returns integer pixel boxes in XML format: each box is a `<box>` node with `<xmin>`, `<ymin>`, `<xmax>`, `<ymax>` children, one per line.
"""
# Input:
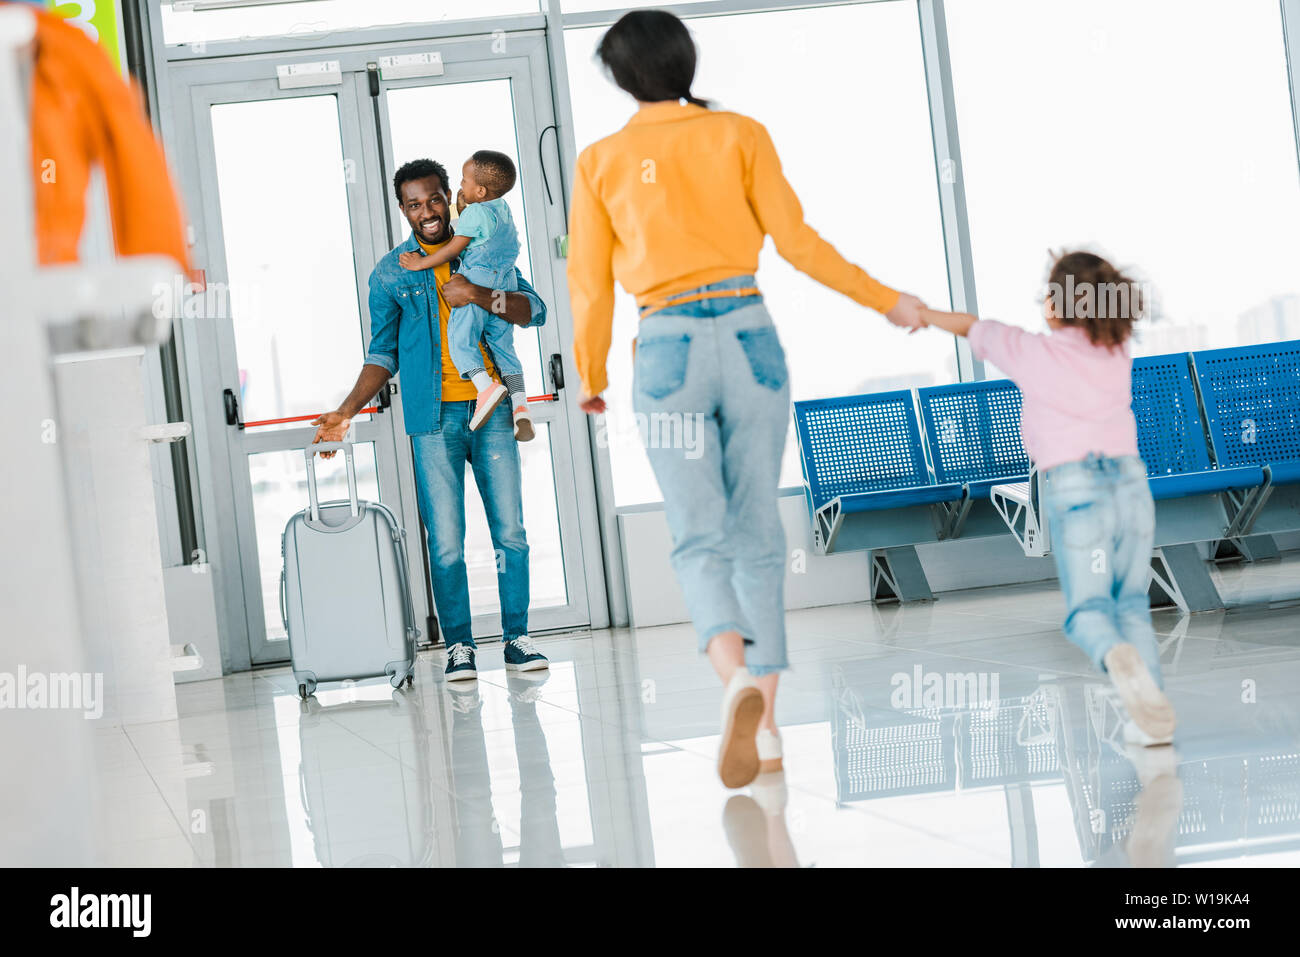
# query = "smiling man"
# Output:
<box><xmin>313</xmin><ymin>158</ymin><xmax>549</xmax><ymax>681</ymax></box>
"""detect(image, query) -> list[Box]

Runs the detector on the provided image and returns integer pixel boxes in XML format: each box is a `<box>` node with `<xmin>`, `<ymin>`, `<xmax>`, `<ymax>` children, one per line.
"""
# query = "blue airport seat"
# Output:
<box><xmin>1269</xmin><ymin>460</ymin><xmax>1300</xmax><ymax>485</ymax></box>
<box><xmin>794</xmin><ymin>389</ymin><xmax>950</xmax><ymax>515</ymax></box>
<box><xmin>837</xmin><ymin>483</ymin><xmax>964</xmax><ymax>513</ymax></box>
<box><xmin>1131</xmin><ymin>352</ymin><xmax>1263</xmax><ymax>498</ymax></box>
<box><xmin>916</xmin><ymin>378</ymin><xmax>1030</xmax><ymax>540</ymax></box>
<box><xmin>794</xmin><ymin>390</ymin><xmax>964</xmax><ymax>599</ymax></box>
<box><xmin>1147</xmin><ymin>465</ymin><xmax>1264</xmax><ymax>501</ymax></box>
<box><xmin>1191</xmin><ymin>340</ymin><xmax>1300</xmax><ymax>479</ymax></box>
<box><xmin>917</xmin><ymin>379</ymin><xmax>1030</xmax><ymax>497</ymax></box>
<box><xmin>1191</xmin><ymin>339</ymin><xmax>1300</xmax><ymax>540</ymax></box>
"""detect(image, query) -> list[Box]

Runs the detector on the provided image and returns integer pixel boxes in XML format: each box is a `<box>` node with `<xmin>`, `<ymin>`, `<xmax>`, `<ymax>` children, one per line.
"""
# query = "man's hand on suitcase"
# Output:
<box><xmin>311</xmin><ymin>411</ymin><xmax>352</xmax><ymax>458</ymax></box>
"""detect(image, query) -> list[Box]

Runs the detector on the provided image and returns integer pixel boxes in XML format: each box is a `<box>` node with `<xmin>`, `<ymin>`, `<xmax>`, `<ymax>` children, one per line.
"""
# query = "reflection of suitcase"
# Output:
<box><xmin>297</xmin><ymin>693</ymin><xmax>436</xmax><ymax>867</ymax></box>
<box><xmin>281</xmin><ymin>442</ymin><xmax>419</xmax><ymax>698</ymax></box>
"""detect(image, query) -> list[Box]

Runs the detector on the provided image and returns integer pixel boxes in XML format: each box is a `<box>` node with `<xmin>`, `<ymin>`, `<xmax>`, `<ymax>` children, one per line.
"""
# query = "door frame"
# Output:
<box><xmin>153</xmin><ymin>21</ymin><xmax>608</xmax><ymax>671</ymax></box>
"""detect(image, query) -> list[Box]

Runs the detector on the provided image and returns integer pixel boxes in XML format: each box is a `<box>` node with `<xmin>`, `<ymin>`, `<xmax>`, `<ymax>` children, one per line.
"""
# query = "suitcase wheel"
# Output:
<box><xmin>298</xmin><ymin>683</ymin><xmax>308</xmax><ymax>699</ymax></box>
<box><xmin>405</xmin><ymin>674</ymin><xmax>414</xmax><ymax>687</ymax></box>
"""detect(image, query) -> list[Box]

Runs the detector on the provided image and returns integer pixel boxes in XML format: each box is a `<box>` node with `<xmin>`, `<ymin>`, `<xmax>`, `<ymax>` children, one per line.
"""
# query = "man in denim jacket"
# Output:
<box><xmin>314</xmin><ymin>159</ymin><xmax>550</xmax><ymax>681</ymax></box>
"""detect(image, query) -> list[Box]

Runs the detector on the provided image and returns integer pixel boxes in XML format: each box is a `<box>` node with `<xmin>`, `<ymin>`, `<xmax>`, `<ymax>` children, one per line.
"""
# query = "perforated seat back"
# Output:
<box><xmin>1130</xmin><ymin>353</ymin><xmax>1214</xmax><ymax>476</ymax></box>
<box><xmin>1191</xmin><ymin>340</ymin><xmax>1300</xmax><ymax>468</ymax></box>
<box><xmin>917</xmin><ymin>379</ymin><xmax>1029</xmax><ymax>484</ymax></box>
<box><xmin>794</xmin><ymin>391</ymin><xmax>930</xmax><ymax>511</ymax></box>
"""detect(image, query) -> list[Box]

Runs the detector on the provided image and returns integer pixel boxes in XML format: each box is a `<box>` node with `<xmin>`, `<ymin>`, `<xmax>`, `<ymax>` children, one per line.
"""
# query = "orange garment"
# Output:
<box><xmin>568</xmin><ymin>101</ymin><xmax>900</xmax><ymax>397</ymax></box>
<box><xmin>415</xmin><ymin>237</ymin><xmax>497</xmax><ymax>400</ymax></box>
<box><xmin>30</xmin><ymin>8</ymin><xmax>190</xmax><ymax>270</ymax></box>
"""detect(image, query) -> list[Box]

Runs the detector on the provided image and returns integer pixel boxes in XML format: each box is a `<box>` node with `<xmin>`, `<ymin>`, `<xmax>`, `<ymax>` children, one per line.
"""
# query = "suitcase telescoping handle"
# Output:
<box><xmin>305</xmin><ymin>442</ymin><xmax>359</xmax><ymax>523</ymax></box>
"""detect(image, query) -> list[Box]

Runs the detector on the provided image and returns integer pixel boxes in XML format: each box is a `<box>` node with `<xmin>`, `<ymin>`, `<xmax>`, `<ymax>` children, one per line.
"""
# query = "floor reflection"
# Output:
<box><xmin>82</xmin><ymin>566</ymin><xmax>1300</xmax><ymax>868</ymax></box>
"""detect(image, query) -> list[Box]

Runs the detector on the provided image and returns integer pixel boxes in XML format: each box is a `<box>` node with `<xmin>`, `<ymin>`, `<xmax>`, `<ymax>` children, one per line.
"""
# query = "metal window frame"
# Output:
<box><xmin>133</xmin><ymin>0</ymin><xmax>1300</xmax><ymax>634</ymax></box>
<box><xmin>1282</xmin><ymin>0</ymin><xmax>1300</xmax><ymax>187</ymax></box>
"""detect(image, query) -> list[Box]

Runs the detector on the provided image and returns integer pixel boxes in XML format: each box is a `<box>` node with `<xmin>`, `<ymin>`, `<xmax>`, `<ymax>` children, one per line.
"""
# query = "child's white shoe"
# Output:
<box><xmin>513</xmin><ymin>405</ymin><xmax>534</xmax><ymax>442</ymax></box>
<box><xmin>718</xmin><ymin>668</ymin><xmax>763</xmax><ymax>789</ymax></box>
<box><xmin>1104</xmin><ymin>643</ymin><xmax>1176</xmax><ymax>743</ymax></box>
<box><xmin>757</xmin><ymin>727</ymin><xmax>783</xmax><ymax>774</ymax></box>
<box><xmin>470</xmin><ymin>382</ymin><xmax>507</xmax><ymax>431</ymax></box>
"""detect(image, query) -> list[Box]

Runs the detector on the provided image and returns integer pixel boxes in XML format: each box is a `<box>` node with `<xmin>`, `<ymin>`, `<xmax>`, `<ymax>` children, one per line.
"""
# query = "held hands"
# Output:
<box><xmin>311</xmin><ymin>411</ymin><xmax>352</xmax><ymax>458</ymax></box>
<box><xmin>885</xmin><ymin>292</ymin><xmax>928</xmax><ymax>334</ymax></box>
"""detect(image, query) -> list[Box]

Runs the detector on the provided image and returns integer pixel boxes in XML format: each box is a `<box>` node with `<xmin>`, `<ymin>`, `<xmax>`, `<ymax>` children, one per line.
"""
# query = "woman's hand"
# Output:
<box><xmin>578</xmin><ymin>393</ymin><xmax>606</xmax><ymax>415</ymax></box>
<box><xmin>885</xmin><ymin>292</ymin><xmax>927</xmax><ymax>333</ymax></box>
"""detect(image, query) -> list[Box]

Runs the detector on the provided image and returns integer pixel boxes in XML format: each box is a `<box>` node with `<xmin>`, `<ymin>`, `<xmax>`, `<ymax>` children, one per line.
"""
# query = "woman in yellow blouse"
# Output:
<box><xmin>569</xmin><ymin>11</ymin><xmax>926</xmax><ymax>790</ymax></box>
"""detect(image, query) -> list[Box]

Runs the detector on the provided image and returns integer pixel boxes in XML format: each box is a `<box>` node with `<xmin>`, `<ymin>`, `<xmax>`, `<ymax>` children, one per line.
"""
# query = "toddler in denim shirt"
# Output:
<box><xmin>402</xmin><ymin>150</ymin><xmax>532</xmax><ymax>441</ymax></box>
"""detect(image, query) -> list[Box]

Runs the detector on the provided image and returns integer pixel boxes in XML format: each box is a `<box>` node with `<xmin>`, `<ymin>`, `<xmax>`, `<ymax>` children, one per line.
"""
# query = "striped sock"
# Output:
<box><xmin>502</xmin><ymin>373</ymin><xmax>527</xmax><ymax>409</ymax></box>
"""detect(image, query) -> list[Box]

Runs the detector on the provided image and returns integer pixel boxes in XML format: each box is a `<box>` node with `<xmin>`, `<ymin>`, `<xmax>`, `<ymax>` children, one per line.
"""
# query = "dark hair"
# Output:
<box><xmin>393</xmin><ymin>158</ymin><xmax>450</xmax><ymax>201</ymax></box>
<box><xmin>1045</xmin><ymin>250</ymin><xmax>1146</xmax><ymax>348</ymax></box>
<box><xmin>470</xmin><ymin>149</ymin><xmax>517</xmax><ymax>196</ymax></box>
<box><xmin>597</xmin><ymin>10</ymin><xmax>709</xmax><ymax>107</ymax></box>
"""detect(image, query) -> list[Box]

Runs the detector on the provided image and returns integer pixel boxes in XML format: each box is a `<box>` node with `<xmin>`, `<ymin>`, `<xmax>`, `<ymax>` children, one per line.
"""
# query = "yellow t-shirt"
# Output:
<box><xmin>417</xmin><ymin>237</ymin><xmax>497</xmax><ymax>401</ymax></box>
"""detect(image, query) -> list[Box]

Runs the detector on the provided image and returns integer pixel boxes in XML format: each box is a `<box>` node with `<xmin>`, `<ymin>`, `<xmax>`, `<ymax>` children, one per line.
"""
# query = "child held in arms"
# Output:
<box><xmin>400</xmin><ymin>150</ymin><xmax>533</xmax><ymax>441</ymax></box>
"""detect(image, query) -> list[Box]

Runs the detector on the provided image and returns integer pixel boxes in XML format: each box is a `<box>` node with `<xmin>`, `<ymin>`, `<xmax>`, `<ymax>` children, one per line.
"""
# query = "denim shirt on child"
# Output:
<box><xmin>454</xmin><ymin>198</ymin><xmax>522</xmax><ymax>290</ymax></box>
<box><xmin>363</xmin><ymin>228</ymin><xmax>546</xmax><ymax>436</ymax></box>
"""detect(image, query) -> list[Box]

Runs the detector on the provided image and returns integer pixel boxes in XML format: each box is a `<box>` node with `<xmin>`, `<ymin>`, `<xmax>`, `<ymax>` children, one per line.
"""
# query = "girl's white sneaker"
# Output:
<box><xmin>757</xmin><ymin>727</ymin><xmax>783</xmax><ymax>774</ymax></box>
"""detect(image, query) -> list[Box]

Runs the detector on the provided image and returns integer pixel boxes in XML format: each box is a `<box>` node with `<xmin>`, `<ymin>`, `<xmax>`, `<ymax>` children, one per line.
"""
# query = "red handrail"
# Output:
<box><xmin>243</xmin><ymin>407</ymin><xmax>380</xmax><ymax>429</ymax></box>
<box><xmin>241</xmin><ymin>393</ymin><xmax>559</xmax><ymax>430</ymax></box>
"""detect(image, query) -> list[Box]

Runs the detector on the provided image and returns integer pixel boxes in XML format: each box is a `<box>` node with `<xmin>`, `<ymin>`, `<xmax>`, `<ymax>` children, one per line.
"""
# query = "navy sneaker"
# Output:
<box><xmin>503</xmin><ymin>635</ymin><xmax>549</xmax><ymax>673</ymax></box>
<box><xmin>444</xmin><ymin>642</ymin><xmax>477</xmax><ymax>682</ymax></box>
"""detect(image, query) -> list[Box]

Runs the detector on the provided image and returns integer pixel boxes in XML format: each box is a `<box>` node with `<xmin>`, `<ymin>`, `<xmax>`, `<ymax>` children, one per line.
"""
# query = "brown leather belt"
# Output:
<box><xmin>638</xmin><ymin>285</ymin><xmax>762</xmax><ymax>320</ymax></box>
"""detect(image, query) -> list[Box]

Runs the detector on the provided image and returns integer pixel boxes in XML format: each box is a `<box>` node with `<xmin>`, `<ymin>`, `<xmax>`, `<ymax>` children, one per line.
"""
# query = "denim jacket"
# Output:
<box><xmin>364</xmin><ymin>231</ymin><xmax>547</xmax><ymax>435</ymax></box>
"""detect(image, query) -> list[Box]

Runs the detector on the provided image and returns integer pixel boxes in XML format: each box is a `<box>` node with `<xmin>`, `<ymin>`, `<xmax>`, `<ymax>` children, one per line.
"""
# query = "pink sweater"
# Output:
<box><xmin>967</xmin><ymin>320</ymin><xmax>1139</xmax><ymax>472</ymax></box>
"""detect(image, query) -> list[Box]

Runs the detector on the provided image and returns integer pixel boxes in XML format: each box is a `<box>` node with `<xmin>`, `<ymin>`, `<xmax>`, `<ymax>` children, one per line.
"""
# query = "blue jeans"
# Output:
<box><xmin>633</xmin><ymin>275</ymin><xmax>790</xmax><ymax>676</ymax></box>
<box><xmin>1043</xmin><ymin>454</ymin><xmax>1162</xmax><ymax>687</ymax></box>
<box><xmin>448</xmin><ymin>259</ymin><xmax>523</xmax><ymax>381</ymax></box>
<box><xmin>410</xmin><ymin>400</ymin><xmax>529</xmax><ymax>647</ymax></box>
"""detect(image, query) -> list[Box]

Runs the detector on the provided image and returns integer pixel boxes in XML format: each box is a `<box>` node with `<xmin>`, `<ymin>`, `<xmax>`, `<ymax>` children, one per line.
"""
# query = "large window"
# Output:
<box><xmin>159</xmin><ymin>0</ymin><xmax>539</xmax><ymax>46</ymax></box>
<box><xmin>565</xmin><ymin>1</ymin><xmax>952</xmax><ymax>505</ymax></box>
<box><xmin>946</xmin><ymin>0</ymin><xmax>1300</xmax><ymax>363</ymax></box>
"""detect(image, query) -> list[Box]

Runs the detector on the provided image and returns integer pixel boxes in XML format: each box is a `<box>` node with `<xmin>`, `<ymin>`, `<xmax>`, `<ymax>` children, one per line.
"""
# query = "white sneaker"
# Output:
<box><xmin>718</xmin><ymin>668</ymin><xmax>764</xmax><ymax>789</ymax></box>
<box><xmin>757</xmin><ymin>728</ymin><xmax>783</xmax><ymax>774</ymax></box>
<box><xmin>1104</xmin><ymin>643</ymin><xmax>1176</xmax><ymax>743</ymax></box>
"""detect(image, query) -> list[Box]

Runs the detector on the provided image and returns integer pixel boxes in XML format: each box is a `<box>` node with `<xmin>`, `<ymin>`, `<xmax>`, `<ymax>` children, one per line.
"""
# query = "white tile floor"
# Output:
<box><xmin>86</xmin><ymin>554</ymin><xmax>1300</xmax><ymax>867</ymax></box>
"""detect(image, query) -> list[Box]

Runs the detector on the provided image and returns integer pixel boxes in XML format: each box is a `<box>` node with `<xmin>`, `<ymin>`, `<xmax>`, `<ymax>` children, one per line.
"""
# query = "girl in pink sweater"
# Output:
<box><xmin>921</xmin><ymin>251</ymin><xmax>1175</xmax><ymax>745</ymax></box>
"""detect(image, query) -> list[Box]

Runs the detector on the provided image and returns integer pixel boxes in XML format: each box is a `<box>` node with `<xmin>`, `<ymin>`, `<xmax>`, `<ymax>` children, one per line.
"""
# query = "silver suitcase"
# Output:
<box><xmin>280</xmin><ymin>442</ymin><xmax>419</xmax><ymax>698</ymax></box>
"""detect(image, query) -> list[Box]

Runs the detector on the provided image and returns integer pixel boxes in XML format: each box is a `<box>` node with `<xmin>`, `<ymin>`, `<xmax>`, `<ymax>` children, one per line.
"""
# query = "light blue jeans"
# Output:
<box><xmin>448</xmin><ymin>260</ymin><xmax>524</xmax><ymax>381</ymax></box>
<box><xmin>633</xmin><ymin>275</ymin><xmax>790</xmax><ymax>676</ymax></box>
<box><xmin>410</xmin><ymin>399</ymin><xmax>529</xmax><ymax>648</ymax></box>
<box><xmin>1042</xmin><ymin>454</ymin><xmax>1163</xmax><ymax>688</ymax></box>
